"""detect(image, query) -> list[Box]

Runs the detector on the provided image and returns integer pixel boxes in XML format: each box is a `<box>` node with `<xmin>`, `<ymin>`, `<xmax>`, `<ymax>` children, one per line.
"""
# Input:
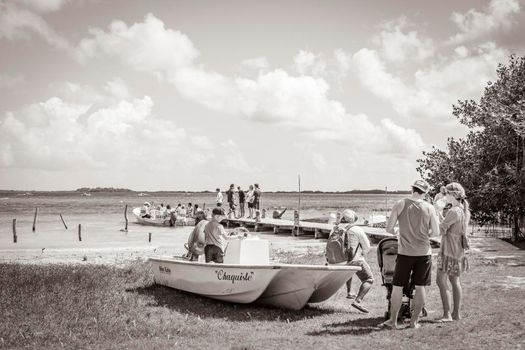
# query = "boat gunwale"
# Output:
<box><xmin>149</xmin><ymin>257</ymin><xmax>361</xmax><ymax>271</ymax></box>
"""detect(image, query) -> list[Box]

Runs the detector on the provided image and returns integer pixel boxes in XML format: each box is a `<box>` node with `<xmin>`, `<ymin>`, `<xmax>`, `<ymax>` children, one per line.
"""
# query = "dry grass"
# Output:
<box><xmin>1</xmin><ymin>245</ymin><xmax>524</xmax><ymax>349</ymax></box>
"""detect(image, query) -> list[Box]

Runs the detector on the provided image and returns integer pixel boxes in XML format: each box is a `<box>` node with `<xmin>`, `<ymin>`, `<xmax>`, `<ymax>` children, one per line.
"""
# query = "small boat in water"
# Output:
<box><xmin>150</xmin><ymin>238</ymin><xmax>360</xmax><ymax>310</ymax></box>
<box><xmin>80</xmin><ymin>192</ymin><xmax>91</xmax><ymax>197</ymax></box>
<box><xmin>132</xmin><ymin>207</ymin><xmax>195</xmax><ymax>226</ymax></box>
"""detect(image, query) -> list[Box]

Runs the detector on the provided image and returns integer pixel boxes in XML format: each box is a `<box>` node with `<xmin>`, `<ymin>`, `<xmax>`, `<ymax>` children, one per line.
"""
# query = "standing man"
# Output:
<box><xmin>226</xmin><ymin>184</ymin><xmax>236</xmax><ymax>217</ymax></box>
<box><xmin>237</xmin><ymin>186</ymin><xmax>246</xmax><ymax>218</ymax></box>
<box><xmin>380</xmin><ymin>179</ymin><xmax>439</xmax><ymax>329</ymax></box>
<box><xmin>203</xmin><ymin>208</ymin><xmax>235</xmax><ymax>263</ymax></box>
<box><xmin>216</xmin><ymin>188</ymin><xmax>223</xmax><ymax>207</ymax></box>
<box><xmin>253</xmin><ymin>183</ymin><xmax>261</xmax><ymax>210</ymax></box>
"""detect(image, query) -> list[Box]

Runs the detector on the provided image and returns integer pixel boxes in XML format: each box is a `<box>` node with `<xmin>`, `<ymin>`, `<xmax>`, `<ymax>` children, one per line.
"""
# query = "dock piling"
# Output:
<box><xmin>124</xmin><ymin>204</ymin><xmax>128</xmax><ymax>232</ymax></box>
<box><xmin>78</xmin><ymin>224</ymin><xmax>82</xmax><ymax>241</ymax></box>
<box><xmin>12</xmin><ymin>219</ymin><xmax>17</xmax><ymax>243</ymax></box>
<box><xmin>32</xmin><ymin>207</ymin><xmax>38</xmax><ymax>232</ymax></box>
<box><xmin>60</xmin><ymin>214</ymin><xmax>68</xmax><ymax>229</ymax></box>
<box><xmin>148</xmin><ymin>232</ymin><xmax>152</xmax><ymax>243</ymax></box>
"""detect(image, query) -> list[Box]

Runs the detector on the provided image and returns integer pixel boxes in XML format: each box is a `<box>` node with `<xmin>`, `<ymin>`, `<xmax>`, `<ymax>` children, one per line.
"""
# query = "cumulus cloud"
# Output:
<box><xmin>0</xmin><ymin>2</ymin><xmax>74</xmax><ymax>53</ymax></box>
<box><xmin>19</xmin><ymin>0</ymin><xmax>69</xmax><ymax>13</ymax></box>
<box><xmin>352</xmin><ymin>42</ymin><xmax>509</xmax><ymax>120</ymax></box>
<box><xmin>373</xmin><ymin>17</ymin><xmax>435</xmax><ymax>62</ymax></box>
<box><xmin>447</xmin><ymin>0</ymin><xmax>521</xmax><ymax>44</ymax></box>
<box><xmin>74</xmin><ymin>14</ymin><xmax>426</xmax><ymax>157</ymax></box>
<box><xmin>241</xmin><ymin>57</ymin><xmax>269</xmax><ymax>71</ymax></box>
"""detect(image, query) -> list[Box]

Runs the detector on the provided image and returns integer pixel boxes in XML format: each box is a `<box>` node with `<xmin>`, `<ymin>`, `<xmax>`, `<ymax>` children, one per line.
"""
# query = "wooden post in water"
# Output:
<box><xmin>32</xmin><ymin>207</ymin><xmax>38</xmax><ymax>232</ymax></box>
<box><xmin>12</xmin><ymin>219</ymin><xmax>17</xmax><ymax>243</ymax></box>
<box><xmin>78</xmin><ymin>224</ymin><xmax>82</xmax><ymax>241</ymax></box>
<box><xmin>124</xmin><ymin>205</ymin><xmax>128</xmax><ymax>232</ymax></box>
<box><xmin>148</xmin><ymin>232</ymin><xmax>152</xmax><ymax>243</ymax></box>
<box><xmin>60</xmin><ymin>214</ymin><xmax>68</xmax><ymax>229</ymax></box>
<box><xmin>385</xmin><ymin>186</ymin><xmax>388</xmax><ymax>212</ymax></box>
<box><xmin>293</xmin><ymin>210</ymin><xmax>300</xmax><ymax>236</ymax></box>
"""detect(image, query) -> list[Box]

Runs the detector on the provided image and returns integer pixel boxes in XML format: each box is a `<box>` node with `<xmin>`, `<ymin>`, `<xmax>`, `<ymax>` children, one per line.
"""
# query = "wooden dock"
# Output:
<box><xmin>222</xmin><ymin>217</ymin><xmax>392</xmax><ymax>242</ymax></box>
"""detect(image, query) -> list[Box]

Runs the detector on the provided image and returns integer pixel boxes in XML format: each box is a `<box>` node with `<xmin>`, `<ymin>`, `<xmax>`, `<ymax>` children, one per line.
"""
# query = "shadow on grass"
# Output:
<box><xmin>306</xmin><ymin>316</ymin><xmax>386</xmax><ymax>336</ymax></box>
<box><xmin>130</xmin><ymin>284</ymin><xmax>336</xmax><ymax>322</ymax></box>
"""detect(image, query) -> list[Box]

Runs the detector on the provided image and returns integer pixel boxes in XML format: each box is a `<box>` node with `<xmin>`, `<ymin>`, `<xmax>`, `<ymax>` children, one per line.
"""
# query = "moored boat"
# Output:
<box><xmin>150</xmin><ymin>238</ymin><xmax>360</xmax><ymax>310</ymax></box>
<box><xmin>132</xmin><ymin>207</ymin><xmax>195</xmax><ymax>226</ymax></box>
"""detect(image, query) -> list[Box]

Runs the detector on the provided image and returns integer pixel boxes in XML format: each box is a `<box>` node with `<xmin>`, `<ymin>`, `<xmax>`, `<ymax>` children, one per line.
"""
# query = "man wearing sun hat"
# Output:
<box><xmin>339</xmin><ymin>209</ymin><xmax>373</xmax><ymax>314</ymax></box>
<box><xmin>380</xmin><ymin>179</ymin><xmax>439</xmax><ymax>329</ymax></box>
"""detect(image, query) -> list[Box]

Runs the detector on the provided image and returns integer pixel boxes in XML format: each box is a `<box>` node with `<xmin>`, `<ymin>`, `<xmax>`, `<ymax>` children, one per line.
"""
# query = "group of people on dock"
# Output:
<box><xmin>216</xmin><ymin>183</ymin><xmax>261</xmax><ymax>219</ymax></box>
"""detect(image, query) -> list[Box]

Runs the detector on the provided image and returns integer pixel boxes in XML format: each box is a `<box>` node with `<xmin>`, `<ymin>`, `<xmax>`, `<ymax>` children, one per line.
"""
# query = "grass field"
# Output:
<box><xmin>1</xmin><ymin>241</ymin><xmax>524</xmax><ymax>350</ymax></box>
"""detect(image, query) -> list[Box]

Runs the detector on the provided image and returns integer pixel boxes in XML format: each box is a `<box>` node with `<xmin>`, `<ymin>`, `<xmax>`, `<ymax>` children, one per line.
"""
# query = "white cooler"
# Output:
<box><xmin>223</xmin><ymin>238</ymin><xmax>270</xmax><ymax>265</ymax></box>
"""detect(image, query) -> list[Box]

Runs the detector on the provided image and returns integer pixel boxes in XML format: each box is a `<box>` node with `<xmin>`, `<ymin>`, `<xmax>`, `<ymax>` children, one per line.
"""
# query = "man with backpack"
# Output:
<box><xmin>326</xmin><ymin>209</ymin><xmax>373</xmax><ymax>313</ymax></box>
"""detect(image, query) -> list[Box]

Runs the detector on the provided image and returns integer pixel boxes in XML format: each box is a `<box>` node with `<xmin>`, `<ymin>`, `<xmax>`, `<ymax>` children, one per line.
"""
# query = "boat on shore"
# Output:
<box><xmin>150</xmin><ymin>238</ymin><xmax>360</xmax><ymax>310</ymax></box>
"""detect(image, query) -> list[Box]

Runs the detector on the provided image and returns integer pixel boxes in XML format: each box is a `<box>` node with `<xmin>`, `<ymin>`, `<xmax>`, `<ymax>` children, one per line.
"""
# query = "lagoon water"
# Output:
<box><xmin>0</xmin><ymin>192</ymin><xmax>403</xmax><ymax>263</ymax></box>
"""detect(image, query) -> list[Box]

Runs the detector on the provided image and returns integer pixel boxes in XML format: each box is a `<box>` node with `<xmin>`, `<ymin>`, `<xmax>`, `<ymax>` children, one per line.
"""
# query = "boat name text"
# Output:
<box><xmin>215</xmin><ymin>270</ymin><xmax>254</xmax><ymax>284</ymax></box>
<box><xmin>159</xmin><ymin>266</ymin><xmax>171</xmax><ymax>274</ymax></box>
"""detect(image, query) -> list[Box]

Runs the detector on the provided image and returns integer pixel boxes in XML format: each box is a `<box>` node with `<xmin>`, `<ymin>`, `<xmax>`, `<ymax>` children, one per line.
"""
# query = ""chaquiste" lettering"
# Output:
<box><xmin>215</xmin><ymin>270</ymin><xmax>254</xmax><ymax>284</ymax></box>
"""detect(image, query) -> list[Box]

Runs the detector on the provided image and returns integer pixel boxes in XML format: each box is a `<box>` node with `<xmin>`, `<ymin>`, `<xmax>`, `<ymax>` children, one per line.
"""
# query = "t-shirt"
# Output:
<box><xmin>204</xmin><ymin>220</ymin><xmax>229</xmax><ymax>252</ymax></box>
<box><xmin>216</xmin><ymin>192</ymin><xmax>223</xmax><ymax>204</ymax></box>
<box><xmin>339</xmin><ymin>224</ymin><xmax>370</xmax><ymax>262</ymax></box>
<box><xmin>397</xmin><ymin>198</ymin><xmax>435</xmax><ymax>256</ymax></box>
<box><xmin>254</xmin><ymin>189</ymin><xmax>261</xmax><ymax>202</ymax></box>
<box><xmin>226</xmin><ymin>189</ymin><xmax>234</xmax><ymax>203</ymax></box>
<box><xmin>187</xmin><ymin>219</ymin><xmax>209</xmax><ymax>255</ymax></box>
<box><xmin>238</xmin><ymin>190</ymin><xmax>245</xmax><ymax>203</ymax></box>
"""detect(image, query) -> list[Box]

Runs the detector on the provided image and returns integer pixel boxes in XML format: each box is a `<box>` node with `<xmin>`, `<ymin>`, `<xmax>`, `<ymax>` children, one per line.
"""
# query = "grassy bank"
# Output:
<box><xmin>1</xmin><ymin>243</ymin><xmax>524</xmax><ymax>349</ymax></box>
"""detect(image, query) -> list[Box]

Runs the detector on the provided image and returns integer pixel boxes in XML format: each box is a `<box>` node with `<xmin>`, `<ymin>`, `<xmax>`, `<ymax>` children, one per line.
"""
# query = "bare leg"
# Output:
<box><xmin>346</xmin><ymin>278</ymin><xmax>353</xmax><ymax>295</ymax></box>
<box><xmin>355</xmin><ymin>280</ymin><xmax>373</xmax><ymax>302</ymax></box>
<box><xmin>410</xmin><ymin>285</ymin><xmax>426</xmax><ymax>328</ymax></box>
<box><xmin>449</xmin><ymin>275</ymin><xmax>462</xmax><ymax>320</ymax></box>
<box><xmin>380</xmin><ymin>285</ymin><xmax>402</xmax><ymax>328</ymax></box>
<box><xmin>436</xmin><ymin>269</ymin><xmax>452</xmax><ymax>320</ymax></box>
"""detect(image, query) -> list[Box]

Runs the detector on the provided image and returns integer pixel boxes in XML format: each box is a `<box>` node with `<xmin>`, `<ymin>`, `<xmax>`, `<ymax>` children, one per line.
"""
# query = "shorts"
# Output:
<box><xmin>205</xmin><ymin>245</ymin><xmax>224</xmax><ymax>263</ymax></box>
<box><xmin>229</xmin><ymin>202</ymin><xmax>235</xmax><ymax>210</ymax></box>
<box><xmin>349</xmin><ymin>260</ymin><xmax>374</xmax><ymax>283</ymax></box>
<box><xmin>247</xmin><ymin>202</ymin><xmax>254</xmax><ymax>209</ymax></box>
<box><xmin>392</xmin><ymin>254</ymin><xmax>432</xmax><ymax>287</ymax></box>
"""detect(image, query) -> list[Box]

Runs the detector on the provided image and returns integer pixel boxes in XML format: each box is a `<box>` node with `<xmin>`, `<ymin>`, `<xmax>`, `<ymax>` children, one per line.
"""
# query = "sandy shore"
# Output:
<box><xmin>0</xmin><ymin>227</ymin><xmax>328</xmax><ymax>265</ymax></box>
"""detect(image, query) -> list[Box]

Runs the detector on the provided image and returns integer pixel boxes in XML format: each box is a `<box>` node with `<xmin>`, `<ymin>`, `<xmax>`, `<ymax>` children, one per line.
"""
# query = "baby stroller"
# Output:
<box><xmin>377</xmin><ymin>237</ymin><xmax>428</xmax><ymax>320</ymax></box>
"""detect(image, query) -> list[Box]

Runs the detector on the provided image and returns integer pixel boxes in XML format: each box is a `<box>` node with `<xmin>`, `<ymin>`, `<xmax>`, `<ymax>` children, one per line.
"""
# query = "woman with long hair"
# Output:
<box><xmin>436</xmin><ymin>182</ymin><xmax>471</xmax><ymax>322</ymax></box>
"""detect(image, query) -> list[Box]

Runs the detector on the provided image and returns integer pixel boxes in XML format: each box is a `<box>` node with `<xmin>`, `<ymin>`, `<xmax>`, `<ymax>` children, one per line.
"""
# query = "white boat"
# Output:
<box><xmin>80</xmin><ymin>192</ymin><xmax>91</xmax><ymax>197</ymax></box>
<box><xmin>132</xmin><ymin>207</ymin><xmax>195</xmax><ymax>226</ymax></box>
<box><xmin>150</xmin><ymin>238</ymin><xmax>360</xmax><ymax>310</ymax></box>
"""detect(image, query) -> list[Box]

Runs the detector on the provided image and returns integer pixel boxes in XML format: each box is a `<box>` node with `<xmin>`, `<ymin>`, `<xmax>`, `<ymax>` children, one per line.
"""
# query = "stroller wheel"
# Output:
<box><xmin>422</xmin><ymin>306</ymin><xmax>428</xmax><ymax>317</ymax></box>
<box><xmin>384</xmin><ymin>311</ymin><xmax>390</xmax><ymax>320</ymax></box>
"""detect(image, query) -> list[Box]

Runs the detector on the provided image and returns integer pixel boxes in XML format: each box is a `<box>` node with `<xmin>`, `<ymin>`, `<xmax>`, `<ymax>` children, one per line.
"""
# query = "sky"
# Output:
<box><xmin>1</xmin><ymin>0</ymin><xmax>524</xmax><ymax>191</ymax></box>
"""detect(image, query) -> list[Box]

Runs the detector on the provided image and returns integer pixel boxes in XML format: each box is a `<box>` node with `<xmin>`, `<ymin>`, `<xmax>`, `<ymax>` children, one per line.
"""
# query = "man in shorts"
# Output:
<box><xmin>226</xmin><ymin>184</ymin><xmax>236</xmax><ymax>216</ymax></box>
<box><xmin>340</xmin><ymin>209</ymin><xmax>374</xmax><ymax>314</ymax></box>
<box><xmin>203</xmin><ymin>207</ymin><xmax>231</xmax><ymax>263</ymax></box>
<box><xmin>380</xmin><ymin>179</ymin><xmax>439</xmax><ymax>329</ymax></box>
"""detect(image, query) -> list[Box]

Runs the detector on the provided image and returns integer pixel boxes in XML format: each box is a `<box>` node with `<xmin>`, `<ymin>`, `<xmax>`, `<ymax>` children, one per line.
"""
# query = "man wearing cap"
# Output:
<box><xmin>203</xmin><ymin>208</ymin><xmax>233</xmax><ymax>263</ymax></box>
<box><xmin>339</xmin><ymin>209</ymin><xmax>374</xmax><ymax>313</ymax></box>
<box><xmin>380</xmin><ymin>179</ymin><xmax>439</xmax><ymax>329</ymax></box>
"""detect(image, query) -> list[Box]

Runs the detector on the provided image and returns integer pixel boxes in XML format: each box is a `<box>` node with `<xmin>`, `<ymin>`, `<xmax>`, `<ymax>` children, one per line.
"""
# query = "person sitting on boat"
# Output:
<box><xmin>141</xmin><ymin>202</ymin><xmax>151</xmax><ymax>219</ymax></box>
<box><xmin>216</xmin><ymin>188</ymin><xmax>223</xmax><ymax>207</ymax></box>
<box><xmin>204</xmin><ymin>207</ymin><xmax>239</xmax><ymax>263</ymax></box>
<box><xmin>185</xmin><ymin>211</ymin><xmax>209</xmax><ymax>261</ymax></box>
<box><xmin>186</xmin><ymin>203</ymin><xmax>193</xmax><ymax>217</ymax></box>
<box><xmin>159</xmin><ymin>203</ymin><xmax>167</xmax><ymax>218</ymax></box>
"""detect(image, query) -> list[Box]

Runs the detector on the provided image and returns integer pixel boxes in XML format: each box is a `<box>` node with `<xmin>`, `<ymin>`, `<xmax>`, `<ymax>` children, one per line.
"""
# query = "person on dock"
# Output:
<box><xmin>216</xmin><ymin>188</ymin><xmax>223</xmax><ymax>207</ymax></box>
<box><xmin>380</xmin><ymin>179</ymin><xmax>439</xmax><ymax>329</ymax></box>
<box><xmin>226</xmin><ymin>184</ymin><xmax>236</xmax><ymax>216</ymax></box>
<box><xmin>204</xmin><ymin>208</ymin><xmax>236</xmax><ymax>263</ymax></box>
<box><xmin>246</xmin><ymin>185</ymin><xmax>255</xmax><ymax>218</ymax></box>
<box><xmin>436</xmin><ymin>182</ymin><xmax>470</xmax><ymax>322</ymax></box>
<box><xmin>254</xmin><ymin>183</ymin><xmax>261</xmax><ymax>210</ymax></box>
<box><xmin>237</xmin><ymin>186</ymin><xmax>246</xmax><ymax>218</ymax></box>
<box><xmin>339</xmin><ymin>209</ymin><xmax>374</xmax><ymax>314</ymax></box>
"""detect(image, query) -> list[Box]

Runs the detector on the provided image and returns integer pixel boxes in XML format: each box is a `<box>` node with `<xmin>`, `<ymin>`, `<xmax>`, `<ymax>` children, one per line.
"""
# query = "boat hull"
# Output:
<box><xmin>149</xmin><ymin>258</ymin><xmax>360</xmax><ymax>310</ymax></box>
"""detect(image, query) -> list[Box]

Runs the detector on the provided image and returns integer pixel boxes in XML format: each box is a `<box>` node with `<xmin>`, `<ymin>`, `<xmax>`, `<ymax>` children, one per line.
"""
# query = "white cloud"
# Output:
<box><xmin>353</xmin><ymin>42</ymin><xmax>509</xmax><ymax>120</ymax></box>
<box><xmin>19</xmin><ymin>0</ymin><xmax>69</xmax><ymax>13</ymax></box>
<box><xmin>373</xmin><ymin>17</ymin><xmax>435</xmax><ymax>62</ymax></box>
<box><xmin>0</xmin><ymin>2</ymin><xmax>74</xmax><ymax>53</ymax></box>
<box><xmin>448</xmin><ymin>0</ymin><xmax>521</xmax><ymax>44</ymax></box>
<box><xmin>241</xmin><ymin>57</ymin><xmax>269</xmax><ymax>70</ymax></box>
<box><xmin>293</xmin><ymin>50</ymin><xmax>326</xmax><ymax>76</ymax></box>
<box><xmin>74</xmin><ymin>14</ymin><xmax>426</xmax><ymax>157</ymax></box>
<box><xmin>191</xmin><ymin>135</ymin><xmax>213</xmax><ymax>149</ymax></box>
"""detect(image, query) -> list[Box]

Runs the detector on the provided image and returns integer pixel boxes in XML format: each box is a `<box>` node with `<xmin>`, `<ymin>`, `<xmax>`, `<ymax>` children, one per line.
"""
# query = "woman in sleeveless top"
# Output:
<box><xmin>436</xmin><ymin>182</ymin><xmax>470</xmax><ymax>322</ymax></box>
